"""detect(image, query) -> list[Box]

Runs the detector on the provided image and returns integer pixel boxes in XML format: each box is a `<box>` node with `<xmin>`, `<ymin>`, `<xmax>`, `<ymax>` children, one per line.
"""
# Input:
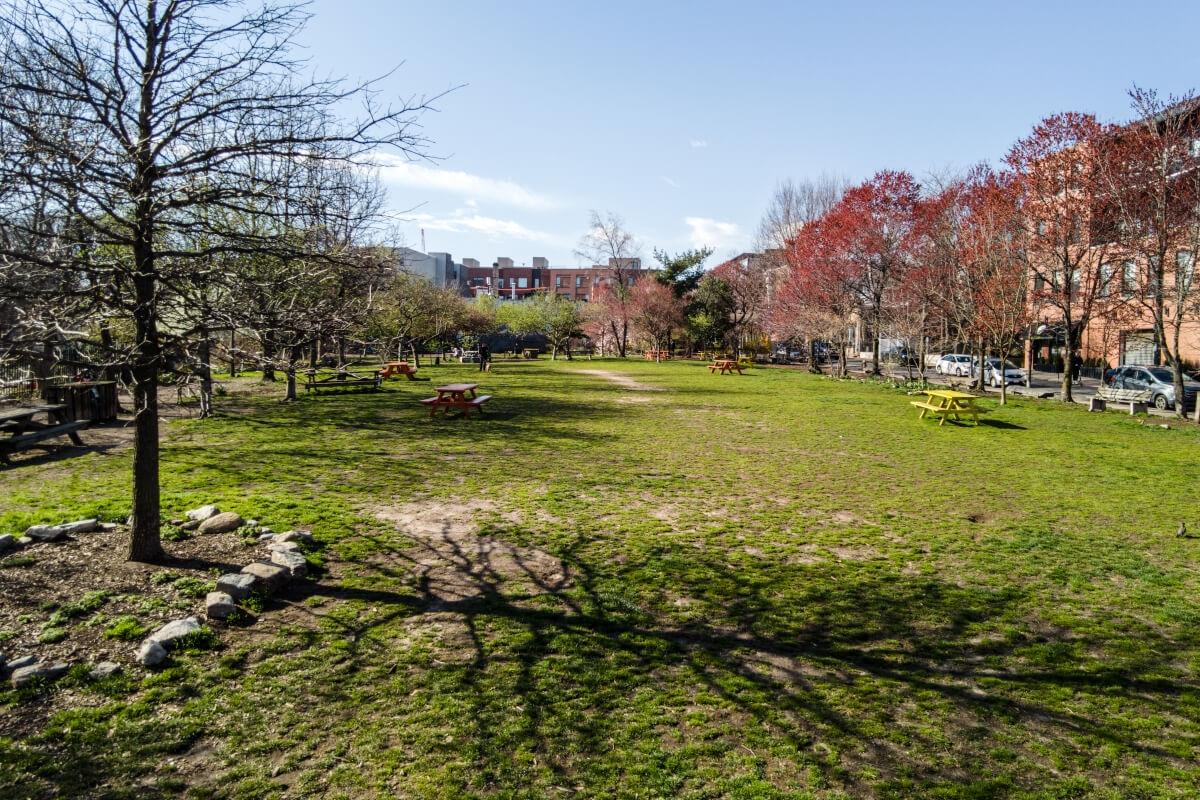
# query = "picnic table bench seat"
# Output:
<box><xmin>0</xmin><ymin>404</ymin><xmax>87</xmax><ymax>465</ymax></box>
<box><xmin>2</xmin><ymin>419</ymin><xmax>87</xmax><ymax>449</ymax></box>
<box><xmin>303</xmin><ymin>370</ymin><xmax>381</xmax><ymax>392</ymax></box>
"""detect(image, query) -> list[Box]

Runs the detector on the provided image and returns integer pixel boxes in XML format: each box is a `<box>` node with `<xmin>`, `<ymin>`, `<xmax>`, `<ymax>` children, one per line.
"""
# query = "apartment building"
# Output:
<box><xmin>460</xmin><ymin>256</ymin><xmax>646</xmax><ymax>302</ymax></box>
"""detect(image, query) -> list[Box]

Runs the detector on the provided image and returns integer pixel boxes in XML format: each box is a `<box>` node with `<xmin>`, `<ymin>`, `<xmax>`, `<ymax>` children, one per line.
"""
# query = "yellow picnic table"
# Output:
<box><xmin>910</xmin><ymin>389</ymin><xmax>988</xmax><ymax>427</ymax></box>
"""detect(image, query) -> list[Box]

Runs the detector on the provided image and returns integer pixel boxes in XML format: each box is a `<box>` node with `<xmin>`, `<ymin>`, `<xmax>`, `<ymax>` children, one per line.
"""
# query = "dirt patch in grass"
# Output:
<box><xmin>372</xmin><ymin>500</ymin><xmax>571</xmax><ymax>605</ymax></box>
<box><xmin>571</xmin><ymin>369</ymin><xmax>662</xmax><ymax>392</ymax></box>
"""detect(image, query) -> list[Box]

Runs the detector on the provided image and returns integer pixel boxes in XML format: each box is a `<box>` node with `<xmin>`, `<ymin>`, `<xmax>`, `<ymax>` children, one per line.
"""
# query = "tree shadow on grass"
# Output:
<box><xmin>263</xmin><ymin>522</ymin><xmax>1199</xmax><ymax>797</ymax></box>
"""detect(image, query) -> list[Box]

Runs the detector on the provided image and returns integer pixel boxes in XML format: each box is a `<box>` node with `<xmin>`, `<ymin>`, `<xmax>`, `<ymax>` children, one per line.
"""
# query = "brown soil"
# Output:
<box><xmin>571</xmin><ymin>369</ymin><xmax>662</xmax><ymax>392</ymax></box>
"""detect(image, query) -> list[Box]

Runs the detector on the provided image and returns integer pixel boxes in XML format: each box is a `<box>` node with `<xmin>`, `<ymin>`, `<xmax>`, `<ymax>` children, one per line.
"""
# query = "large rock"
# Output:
<box><xmin>0</xmin><ymin>534</ymin><xmax>14</xmax><ymax>553</ymax></box>
<box><xmin>198</xmin><ymin>512</ymin><xmax>243</xmax><ymax>535</ymax></box>
<box><xmin>24</xmin><ymin>525</ymin><xmax>66</xmax><ymax>542</ymax></box>
<box><xmin>270</xmin><ymin>549</ymin><xmax>307</xmax><ymax>578</ymax></box>
<box><xmin>58</xmin><ymin>519</ymin><xmax>98</xmax><ymax>535</ymax></box>
<box><xmin>267</xmin><ymin>540</ymin><xmax>300</xmax><ymax>553</ymax></box>
<box><xmin>137</xmin><ymin>640</ymin><xmax>167</xmax><ymax>667</ymax></box>
<box><xmin>90</xmin><ymin>661</ymin><xmax>121</xmax><ymax>679</ymax></box>
<box><xmin>241</xmin><ymin>561</ymin><xmax>289</xmax><ymax>591</ymax></box>
<box><xmin>5</xmin><ymin>654</ymin><xmax>36</xmax><ymax>672</ymax></box>
<box><xmin>185</xmin><ymin>505</ymin><xmax>220</xmax><ymax>522</ymax></box>
<box><xmin>11</xmin><ymin>661</ymin><xmax>69</xmax><ymax>688</ymax></box>
<box><xmin>205</xmin><ymin>592</ymin><xmax>236</xmax><ymax>620</ymax></box>
<box><xmin>215</xmin><ymin>572</ymin><xmax>256</xmax><ymax>600</ymax></box>
<box><xmin>146</xmin><ymin>616</ymin><xmax>202</xmax><ymax>648</ymax></box>
<box><xmin>274</xmin><ymin>530</ymin><xmax>313</xmax><ymax>546</ymax></box>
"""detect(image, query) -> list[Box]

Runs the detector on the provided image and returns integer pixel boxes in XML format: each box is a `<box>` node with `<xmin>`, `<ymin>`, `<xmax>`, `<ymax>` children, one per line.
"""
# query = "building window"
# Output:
<box><xmin>1122</xmin><ymin>260</ymin><xmax>1137</xmax><ymax>297</ymax></box>
<box><xmin>518</xmin><ymin>277</ymin><xmax>528</xmax><ymax>289</ymax></box>
<box><xmin>556</xmin><ymin>276</ymin><xmax>562</xmax><ymax>288</ymax></box>
<box><xmin>485</xmin><ymin>276</ymin><xmax>491</xmax><ymax>285</ymax></box>
<box><xmin>1099</xmin><ymin>263</ymin><xmax>1114</xmax><ymax>298</ymax></box>
<box><xmin>575</xmin><ymin>276</ymin><xmax>583</xmax><ymax>288</ymax></box>
<box><xmin>1178</xmin><ymin>251</ymin><xmax>1196</xmax><ymax>294</ymax></box>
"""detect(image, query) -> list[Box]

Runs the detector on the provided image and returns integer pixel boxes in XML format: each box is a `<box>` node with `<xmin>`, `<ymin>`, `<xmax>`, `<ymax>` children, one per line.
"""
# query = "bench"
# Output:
<box><xmin>303</xmin><ymin>370</ymin><xmax>381</xmax><ymax>392</ymax></box>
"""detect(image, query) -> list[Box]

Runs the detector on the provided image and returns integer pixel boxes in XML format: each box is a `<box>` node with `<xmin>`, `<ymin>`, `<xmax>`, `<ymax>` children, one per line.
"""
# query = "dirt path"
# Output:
<box><xmin>571</xmin><ymin>369</ymin><xmax>661</xmax><ymax>393</ymax></box>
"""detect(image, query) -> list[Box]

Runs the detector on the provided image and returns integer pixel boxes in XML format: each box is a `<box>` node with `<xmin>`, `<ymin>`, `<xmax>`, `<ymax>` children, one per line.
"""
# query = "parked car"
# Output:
<box><xmin>811</xmin><ymin>342</ymin><xmax>839</xmax><ymax>364</ymax></box>
<box><xmin>881</xmin><ymin>345</ymin><xmax>919</xmax><ymax>367</ymax></box>
<box><xmin>1106</xmin><ymin>365</ymin><xmax>1200</xmax><ymax>411</ymax></box>
<box><xmin>975</xmin><ymin>357</ymin><xmax>1026</xmax><ymax>387</ymax></box>
<box><xmin>771</xmin><ymin>346</ymin><xmax>805</xmax><ymax>363</ymax></box>
<box><xmin>935</xmin><ymin>353</ymin><xmax>973</xmax><ymax>376</ymax></box>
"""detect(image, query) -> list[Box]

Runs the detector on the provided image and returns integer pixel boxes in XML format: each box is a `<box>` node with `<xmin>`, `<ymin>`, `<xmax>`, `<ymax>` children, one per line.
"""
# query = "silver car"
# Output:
<box><xmin>975</xmin><ymin>357</ymin><xmax>1026</xmax><ymax>387</ymax></box>
<box><xmin>1107</xmin><ymin>365</ymin><xmax>1200</xmax><ymax>411</ymax></box>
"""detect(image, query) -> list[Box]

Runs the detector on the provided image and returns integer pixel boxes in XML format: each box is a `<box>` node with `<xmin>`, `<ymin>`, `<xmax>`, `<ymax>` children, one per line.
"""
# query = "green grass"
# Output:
<box><xmin>2</xmin><ymin>359</ymin><xmax>1200</xmax><ymax>799</ymax></box>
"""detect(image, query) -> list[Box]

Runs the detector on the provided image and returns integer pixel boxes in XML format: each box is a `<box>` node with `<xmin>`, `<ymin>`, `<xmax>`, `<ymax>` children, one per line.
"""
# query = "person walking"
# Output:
<box><xmin>478</xmin><ymin>342</ymin><xmax>490</xmax><ymax>372</ymax></box>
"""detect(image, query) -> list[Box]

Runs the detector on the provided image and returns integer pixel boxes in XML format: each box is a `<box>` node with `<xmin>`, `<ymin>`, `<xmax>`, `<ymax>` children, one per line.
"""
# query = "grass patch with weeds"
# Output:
<box><xmin>1</xmin><ymin>360</ymin><xmax>1200</xmax><ymax>799</ymax></box>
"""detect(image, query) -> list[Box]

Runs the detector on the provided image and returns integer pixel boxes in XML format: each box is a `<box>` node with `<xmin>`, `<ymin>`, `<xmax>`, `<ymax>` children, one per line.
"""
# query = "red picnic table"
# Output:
<box><xmin>708</xmin><ymin>359</ymin><xmax>744</xmax><ymax>375</ymax></box>
<box><xmin>419</xmin><ymin>383</ymin><xmax>492</xmax><ymax>418</ymax></box>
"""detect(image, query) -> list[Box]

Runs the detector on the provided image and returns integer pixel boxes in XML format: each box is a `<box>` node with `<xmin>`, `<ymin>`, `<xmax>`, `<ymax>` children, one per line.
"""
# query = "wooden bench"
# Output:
<box><xmin>303</xmin><ymin>370</ymin><xmax>382</xmax><ymax>392</ymax></box>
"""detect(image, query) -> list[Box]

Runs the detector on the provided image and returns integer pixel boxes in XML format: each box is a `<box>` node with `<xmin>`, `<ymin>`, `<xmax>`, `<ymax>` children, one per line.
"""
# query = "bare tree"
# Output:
<box><xmin>754</xmin><ymin>175</ymin><xmax>847</xmax><ymax>252</ymax></box>
<box><xmin>0</xmin><ymin>0</ymin><xmax>436</xmax><ymax>561</ymax></box>
<box><xmin>575</xmin><ymin>210</ymin><xmax>640</xmax><ymax>357</ymax></box>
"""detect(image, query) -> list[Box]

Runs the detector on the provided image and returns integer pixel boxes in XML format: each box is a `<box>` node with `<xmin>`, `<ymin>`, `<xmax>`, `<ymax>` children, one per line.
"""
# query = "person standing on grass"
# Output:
<box><xmin>479</xmin><ymin>343</ymin><xmax>490</xmax><ymax>372</ymax></box>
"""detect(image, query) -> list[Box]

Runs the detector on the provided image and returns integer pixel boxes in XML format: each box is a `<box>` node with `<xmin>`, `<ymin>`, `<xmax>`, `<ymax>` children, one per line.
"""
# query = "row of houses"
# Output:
<box><xmin>395</xmin><ymin>248</ymin><xmax>649</xmax><ymax>303</ymax></box>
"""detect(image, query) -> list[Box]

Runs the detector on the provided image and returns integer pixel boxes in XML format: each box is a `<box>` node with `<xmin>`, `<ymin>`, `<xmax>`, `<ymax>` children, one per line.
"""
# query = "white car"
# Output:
<box><xmin>977</xmin><ymin>357</ymin><xmax>1026</xmax><ymax>387</ymax></box>
<box><xmin>935</xmin><ymin>353</ymin><xmax>973</xmax><ymax>376</ymax></box>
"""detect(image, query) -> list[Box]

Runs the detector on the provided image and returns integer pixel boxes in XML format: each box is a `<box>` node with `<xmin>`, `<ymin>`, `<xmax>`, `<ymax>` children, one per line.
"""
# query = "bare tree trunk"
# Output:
<box><xmin>261</xmin><ymin>333</ymin><xmax>277</xmax><ymax>382</ymax></box>
<box><xmin>198</xmin><ymin>327</ymin><xmax>213</xmax><ymax>419</ymax></box>
<box><xmin>228</xmin><ymin>328</ymin><xmax>238</xmax><ymax>377</ymax></box>
<box><xmin>128</xmin><ymin>267</ymin><xmax>164</xmax><ymax>563</ymax></box>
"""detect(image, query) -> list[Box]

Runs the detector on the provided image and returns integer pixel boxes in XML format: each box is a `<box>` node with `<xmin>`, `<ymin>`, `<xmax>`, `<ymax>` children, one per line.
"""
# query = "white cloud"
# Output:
<box><xmin>371</xmin><ymin>154</ymin><xmax>555</xmax><ymax>210</ymax></box>
<box><xmin>661</xmin><ymin>176</ymin><xmax>680</xmax><ymax>188</ymax></box>
<box><xmin>411</xmin><ymin>211</ymin><xmax>558</xmax><ymax>244</ymax></box>
<box><xmin>689</xmin><ymin>139</ymin><xmax>709</xmax><ymax>149</ymax></box>
<box><xmin>685</xmin><ymin>217</ymin><xmax>742</xmax><ymax>250</ymax></box>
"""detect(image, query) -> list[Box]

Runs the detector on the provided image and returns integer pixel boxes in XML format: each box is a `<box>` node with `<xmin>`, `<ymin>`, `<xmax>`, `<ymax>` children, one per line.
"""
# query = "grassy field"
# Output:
<box><xmin>3</xmin><ymin>359</ymin><xmax>1200</xmax><ymax>799</ymax></box>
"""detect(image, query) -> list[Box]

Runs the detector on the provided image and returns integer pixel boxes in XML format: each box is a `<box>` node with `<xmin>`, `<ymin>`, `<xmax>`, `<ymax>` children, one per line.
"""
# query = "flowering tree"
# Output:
<box><xmin>958</xmin><ymin>169</ymin><xmax>1032</xmax><ymax>404</ymax></box>
<box><xmin>1095</xmin><ymin>88</ymin><xmax>1200</xmax><ymax>416</ymax></box>
<box><xmin>1006</xmin><ymin>113</ymin><xmax>1116</xmax><ymax>402</ymax></box>
<box><xmin>575</xmin><ymin>211</ymin><xmax>639</xmax><ymax>357</ymax></box>
<box><xmin>629</xmin><ymin>280</ymin><xmax>685</xmax><ymax>358</ymax></box>
<box><xmin>773</xmin><ymin>216</ymin><xmax>859</xmax><ymax>376</ymax></box>
<box><xmin>710</xmin><ymin>254</ymin><xmax>770</xmax><ymax>358</ymax></box>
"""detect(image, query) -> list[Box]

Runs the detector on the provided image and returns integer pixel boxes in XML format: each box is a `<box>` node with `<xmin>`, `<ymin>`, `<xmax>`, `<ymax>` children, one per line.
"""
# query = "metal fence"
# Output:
<box><xmin>0</xmin><ymin>364</ymin><xmax>36</xmax><ymax>402</ymax></box>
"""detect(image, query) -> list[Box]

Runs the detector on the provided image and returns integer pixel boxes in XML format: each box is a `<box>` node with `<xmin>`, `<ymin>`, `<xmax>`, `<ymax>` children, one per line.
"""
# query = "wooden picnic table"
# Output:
<box><xmin>708</xmin><ymin>359</ymin><xmax>744</xmax><ymax>375</ymax></box>
<box><xmin>378</xmin><ymin>361</ymin><xmax>418</xmax><ymax>380</ymax></box>
<box><xmin>644</xmin><ymin>349</ymin><xmax>671</xmax><ymax>361</ymax></box>
<box><xmin>521</xmin><ymin>348</ymin><xmax>539</xmax><ymax>359</ymax></box>
<box><xmin>910</xmin><ymin>389</ymin><xmax>988</xmax><ymax>426</ymax></box>
<box><xmin>0</xmin><ymin>403</ymin><xmax>86</xmax><ymax>465</ymax></box>
<box><xmin>419</xmin><ymin>383</ymin><xmax>492</xmax><ymax>418</ymax></box>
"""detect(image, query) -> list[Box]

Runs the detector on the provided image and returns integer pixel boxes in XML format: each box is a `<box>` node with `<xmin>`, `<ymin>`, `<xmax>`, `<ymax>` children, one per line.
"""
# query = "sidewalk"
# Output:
<box><xmin>851</xmin><ymin>361</ymin><xmax>1187</xmax><ymax>420</ymax></box>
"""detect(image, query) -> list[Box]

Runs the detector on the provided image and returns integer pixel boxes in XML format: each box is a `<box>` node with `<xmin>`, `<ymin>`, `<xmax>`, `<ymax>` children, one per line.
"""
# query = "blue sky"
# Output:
<box><xmin>300</xmin><ymin>0</ymin><xmax>1200</xmax><ymax>266</ymax></box>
